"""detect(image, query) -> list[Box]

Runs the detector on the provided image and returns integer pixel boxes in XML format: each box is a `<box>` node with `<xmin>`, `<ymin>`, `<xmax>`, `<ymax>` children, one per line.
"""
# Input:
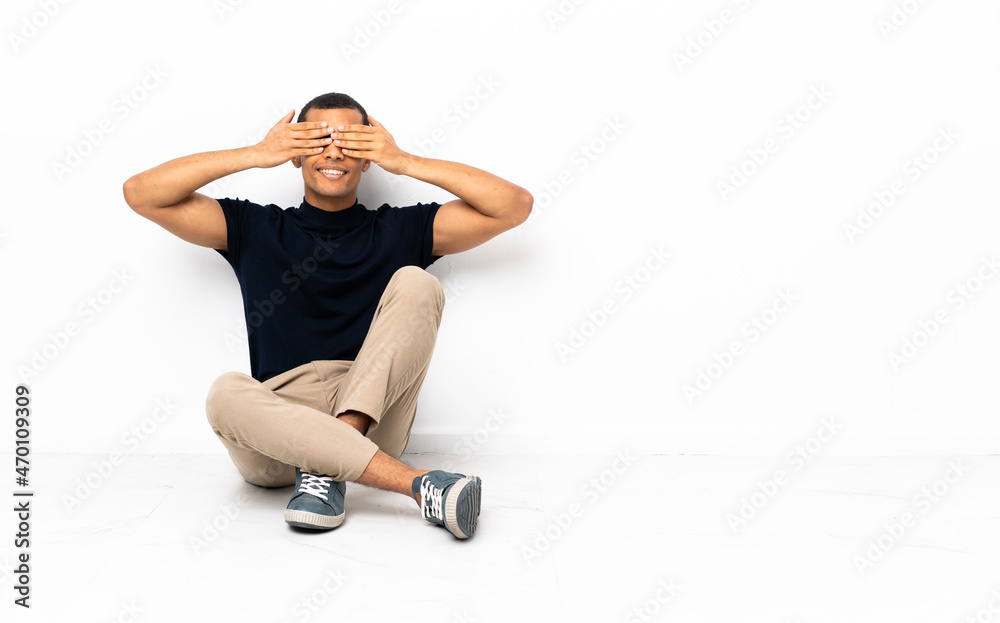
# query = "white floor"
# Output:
<box><xmin>3</xmin><ymin>452</ymin><xmax>999</xmax><ymax>622</ymax></box>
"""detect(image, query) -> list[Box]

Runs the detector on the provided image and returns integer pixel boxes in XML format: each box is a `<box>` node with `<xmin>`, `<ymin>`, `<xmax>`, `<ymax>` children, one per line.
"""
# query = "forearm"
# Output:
<box><xmin>401</xmin><ymin>155</ymin><xmax>531</xmax><ymax>220</ymax></box>
<box><xmin>123</xmin><ymin>146</ymin><xmax>259</xmax><ymax>210</ymax></box>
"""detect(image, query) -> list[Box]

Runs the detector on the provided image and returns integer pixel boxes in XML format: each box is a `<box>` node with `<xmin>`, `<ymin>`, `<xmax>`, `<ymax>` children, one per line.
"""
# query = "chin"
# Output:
<box><xmin>312</xmin><ymin>182</ymin><xmax>356</xmax><ymax>198</ymax></box>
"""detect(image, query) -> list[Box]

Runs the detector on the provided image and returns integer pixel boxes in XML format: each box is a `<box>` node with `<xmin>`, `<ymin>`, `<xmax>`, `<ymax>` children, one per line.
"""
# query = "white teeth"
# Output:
<box><xmin>319</xmin><ymin>169</ymin><xmax>345</xmax><ymax>175</ymax></box>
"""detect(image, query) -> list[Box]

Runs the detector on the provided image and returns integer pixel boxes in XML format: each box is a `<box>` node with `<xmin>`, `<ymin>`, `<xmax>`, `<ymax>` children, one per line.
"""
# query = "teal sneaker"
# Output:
<box><xmin>284</xmin><ymin>467</ymin><xmax>346</xmax><ymax>530</ymax></box>
<box><xmin>412</xmin><ymin>470</ymin><xmax>482</xmax><ymax>539</ymax></box>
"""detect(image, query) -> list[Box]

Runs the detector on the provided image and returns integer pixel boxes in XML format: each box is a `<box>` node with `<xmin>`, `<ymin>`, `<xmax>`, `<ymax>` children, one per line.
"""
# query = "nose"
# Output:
<box><xmin>318</xmin><ymin>137</ymin><xmax>345</xmax><ymax>159</ymax></box>
<box><xmin>322</xmin><ymin>144</ymin><xmax>345</xmax><ymax>159</ymax></box>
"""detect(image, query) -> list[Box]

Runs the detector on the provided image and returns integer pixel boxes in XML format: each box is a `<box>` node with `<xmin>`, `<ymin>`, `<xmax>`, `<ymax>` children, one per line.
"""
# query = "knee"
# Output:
<box><xmin>205</xmin><ymin>371</ymin><xmax>253</xmax><ymax>429</ymax></box>
<box><xmin>391</xmin><ymin>266</ymin><xmax>445</xmax><ymax>312</ymax></box>
<box><xmin>244</xmin><ymin>460</ymin><xmax>295</xmax><ymax>488</ymax></box>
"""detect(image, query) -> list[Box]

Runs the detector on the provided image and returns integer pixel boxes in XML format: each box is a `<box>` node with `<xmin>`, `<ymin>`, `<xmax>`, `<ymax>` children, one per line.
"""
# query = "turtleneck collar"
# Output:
<box><xmin>294</xmin><ymin>197</ymin><xmax>366</xmax><ymax>229</ymax></box>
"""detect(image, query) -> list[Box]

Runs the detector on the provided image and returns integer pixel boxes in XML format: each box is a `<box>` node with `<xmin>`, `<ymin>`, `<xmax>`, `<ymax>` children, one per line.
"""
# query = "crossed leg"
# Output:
<box><xmin>205</xmin><ymin>266</ymin><xmax>444</xmax><ymax>504</ymax></box>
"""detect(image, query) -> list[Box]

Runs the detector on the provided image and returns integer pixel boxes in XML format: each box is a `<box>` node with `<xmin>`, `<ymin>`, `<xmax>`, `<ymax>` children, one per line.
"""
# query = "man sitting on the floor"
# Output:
<box><xmin>123</xmin><ymin>92</ymin><xmax>532</xmax><ymax>539</ymax></box>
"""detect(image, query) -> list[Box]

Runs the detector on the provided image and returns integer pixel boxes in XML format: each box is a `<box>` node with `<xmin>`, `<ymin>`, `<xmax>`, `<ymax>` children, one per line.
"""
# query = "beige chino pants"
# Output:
<box><xmin>204</xmin><ymin>266</ymin><xmax>445</xmax><ymax>485</ymax></box>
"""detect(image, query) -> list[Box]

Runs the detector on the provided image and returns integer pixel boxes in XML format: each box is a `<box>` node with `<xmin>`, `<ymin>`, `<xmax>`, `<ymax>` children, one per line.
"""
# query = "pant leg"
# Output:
<box><xmin>205</xmin><ymin>362</ymin><xmax>379</xmax><ymax>485</ymax></box>
<box><xmin>204</xmin><ymin>266</ymin><xmax>444</xmax><ymax>484</ymax></box>
<box><xmin>322</xmin><ymin>265</ymin><xmax>445</xmax><ymax>459</ymax></box>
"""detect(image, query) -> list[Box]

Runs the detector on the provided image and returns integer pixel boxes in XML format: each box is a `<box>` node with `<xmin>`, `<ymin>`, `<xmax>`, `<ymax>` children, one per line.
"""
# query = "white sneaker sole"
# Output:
<box><xmin>284</xmin><ymin>508</ymin><xmax>345</xmax><ymax>530</ymax></box>
<box><xmin>445</xmin><ymin>476</ymin><xmax>482</xmax><ymax>539</ymax></box>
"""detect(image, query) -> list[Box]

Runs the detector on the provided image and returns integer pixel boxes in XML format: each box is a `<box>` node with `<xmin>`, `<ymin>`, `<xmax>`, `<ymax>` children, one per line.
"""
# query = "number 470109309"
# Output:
<box><xmin>15</xmin><ymin>385</ymin><xmax>30</xmax><ymax>487</ymax></box>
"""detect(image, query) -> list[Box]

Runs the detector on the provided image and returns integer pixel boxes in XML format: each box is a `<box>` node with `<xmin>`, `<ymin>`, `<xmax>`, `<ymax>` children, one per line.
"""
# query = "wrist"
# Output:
<box><xmin>397</xmin><ymin>152</ymin><xmax>422</xmax><ymax>177</ymax></box>
<box><xmin>237</xmin><ymin>145</ymin><xmax>263</xmax><ymax>170</ymax></box>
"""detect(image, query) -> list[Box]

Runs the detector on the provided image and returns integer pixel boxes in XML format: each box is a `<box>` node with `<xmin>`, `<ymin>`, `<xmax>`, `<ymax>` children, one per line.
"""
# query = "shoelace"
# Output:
<box><xmin>420</xmin><ymin>476</ymin><xmax>444</xmax><ymax>521</ymax></box>
<box><xmin>299</xmin><ymin>472</ymin><xmax>334</xmax><ymax>501</ymax></box>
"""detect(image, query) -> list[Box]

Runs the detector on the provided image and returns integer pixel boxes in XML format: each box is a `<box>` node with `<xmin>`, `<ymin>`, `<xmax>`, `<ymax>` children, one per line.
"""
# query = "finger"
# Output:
<box><xmin>280</xmin><ymin>109</ymin><xmax>295</xmax><ymax>124</ymax></box>
<box><xmin>295</xmin><ymin>128</ymin><xmax>334</xmax><ymax>141</ymax></box>
<box><xmin>292</xmin><ymin>137</ymin><xmax>334</xmax><ymax>149</ymax></box>
<box><xmin>332</xmin><ymin>139</ymin><xmax>376</xmax><ymax>151</ymax></box>
<box><xmin>299</xmin><ymin>146</ymin><xmax>329</xmax><ymax>155</ymax></box>
<box><xmin>365</xmin><ymin>117</ymin><xmax>394</xmax><ymax>142</ymax></box>
<box><xmin>333</xmin><ymin>131</ymin><xmax>377</xmax><ymax>143</ymax></box>
<box><xmin>335</xmin><ymin>123</ymin><xmax>375</xmax><ymax>133</ymax></box>
<box><xmin>289</xmin><ymin>122</ymin><xmax>333</xmax><ymax>134</ymax></box>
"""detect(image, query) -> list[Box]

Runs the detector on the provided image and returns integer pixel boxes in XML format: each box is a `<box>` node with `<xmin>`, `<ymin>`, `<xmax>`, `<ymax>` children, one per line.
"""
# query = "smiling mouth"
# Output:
<box><xmin>318</xmin><ymin>168</ymin><xmax>347</xmax><ymax>179</ymax></box>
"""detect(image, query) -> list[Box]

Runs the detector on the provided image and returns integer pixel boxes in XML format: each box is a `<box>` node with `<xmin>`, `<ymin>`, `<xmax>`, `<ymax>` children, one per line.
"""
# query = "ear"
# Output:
<box><xmin>292</xmin><ymin>156</ymin><xmax>302</xmax><ymax>169</ymax></box>
<box><xmin>362</xmin><ymin>159</ymin><xmax>371</xmax><ymax>172</ymax></box>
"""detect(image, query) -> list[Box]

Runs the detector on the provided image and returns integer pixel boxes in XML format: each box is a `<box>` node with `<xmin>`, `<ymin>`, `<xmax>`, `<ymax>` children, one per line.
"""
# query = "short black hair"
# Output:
<box><xmin>297</xmin><ymin>92</ymin><xmax>370</xmax><ymax>126</ymax></box>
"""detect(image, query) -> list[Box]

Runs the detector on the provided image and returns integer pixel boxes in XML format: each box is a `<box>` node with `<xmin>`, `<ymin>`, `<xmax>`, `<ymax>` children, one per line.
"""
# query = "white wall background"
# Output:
<box><xmin>3</xmin><ymin>0</ymin><xmax>998</xmax><ymax>459</ymax></box>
